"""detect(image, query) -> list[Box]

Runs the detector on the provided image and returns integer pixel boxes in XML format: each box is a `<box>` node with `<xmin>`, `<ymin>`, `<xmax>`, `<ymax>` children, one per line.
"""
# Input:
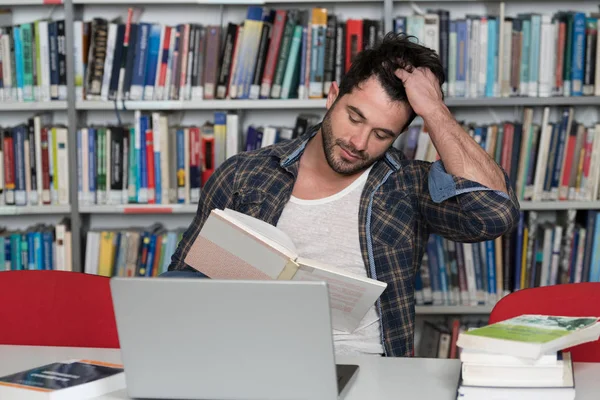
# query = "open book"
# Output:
<box><xmin>184</xmin><ymin>208</ymin><xmax>388</xmax><ymax>333</ymax></box>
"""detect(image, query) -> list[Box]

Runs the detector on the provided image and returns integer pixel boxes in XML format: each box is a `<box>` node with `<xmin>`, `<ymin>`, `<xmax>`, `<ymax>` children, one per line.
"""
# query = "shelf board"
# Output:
<box><xmin>415</xmin><ymin>305</ymin><xmax>495</xmax><ymax>315</ymax></box>
<box><xmin>0</xmin><ymin>101</ymin><xmax>67</xmax><ymax>111</ymax></box>
<box><xmin>445</xmin><ymin>96</ymin><xmax>600</xmax><ymax>107</ymax></box>
<box><xmin>0</xmin><ymin>205</ymin><xmax>71</xmax><ymax>215</ymax></box>
<box><xmin>79</xmin><ymin>204</ymin><xmax>198</xmax><ymax>214</ymax></box>
<box><xmin>520</xmin><ymin>201</ymin><xmax>600</xmax><ymax>211</ymax></box>
<box><xmin>77</xmin><ymin>96</ymin><xmax>600</xmax><ymax>110</ymax></box>
<box><xmin>77</xmin><ymin>99</ymin><xmax>328</xmax><ymax>110</ymax></box>
<box><xmin>0</xmin><ymin>0</ymin><xmax>62</xmax><ymax>5</ymax></box>
<box><xmin>73</xmin><ymin>0</ymin><xmax>378</xmax><ymax>3</ymax></box>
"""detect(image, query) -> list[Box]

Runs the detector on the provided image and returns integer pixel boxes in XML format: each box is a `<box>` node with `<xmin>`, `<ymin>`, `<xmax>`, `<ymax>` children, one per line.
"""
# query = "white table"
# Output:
<box><xmin>1</xmin><ymin>345</ymin><xmax>598</xmax><ymax>399</ymax></box>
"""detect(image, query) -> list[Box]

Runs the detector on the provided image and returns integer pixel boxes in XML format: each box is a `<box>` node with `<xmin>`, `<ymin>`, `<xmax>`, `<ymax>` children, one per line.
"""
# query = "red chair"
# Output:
<box><xmin>0</xmin><ymin>270</ymin><xmax>120</xmax><ymax>348</ymax></box>
<box><xmin>489</xmin><ymin>283</ymin><xmax>600</xmax><ymax>362</ymax></box>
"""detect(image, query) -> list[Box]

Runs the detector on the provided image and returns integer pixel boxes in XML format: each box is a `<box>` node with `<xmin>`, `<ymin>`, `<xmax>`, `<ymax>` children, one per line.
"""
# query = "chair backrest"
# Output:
<box><xmin>0</xmin><ymin>270</ymin><xmax>120</xmax><ymax>348</ymax></box>
<box><xmin>489</xmin><ymin>283</ymin><xmax>600</xmax><ymax>363</ymax></box>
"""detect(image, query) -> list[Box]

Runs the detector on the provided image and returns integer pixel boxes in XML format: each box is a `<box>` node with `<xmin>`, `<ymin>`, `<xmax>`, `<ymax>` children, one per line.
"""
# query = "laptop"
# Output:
<box><xmin>110</xmin><ymin>278</ymin><xmax>359</xmax><ymax>400</ymax></box>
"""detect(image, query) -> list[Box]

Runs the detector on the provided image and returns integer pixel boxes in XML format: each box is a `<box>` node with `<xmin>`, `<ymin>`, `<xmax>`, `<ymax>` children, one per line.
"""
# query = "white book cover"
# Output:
<box><xmin>587</xmin><ymin>125</ymin><xmax>600</xmax><ymax>201</ymax></box>
<box><xmin>423</xmin><ymin>14</ymin><xmax>439</xmax><ymax>54</ymax></box>
<box><xmin>538</xmin><ymin>15</ymin><xmax>554</xmax><ymax>97</ymax></box>
<box><xmin>184</xmin><ymin>208</ymin><xmax>387</xmax><ymax>333</ymax></box>
<box><xmin>478</xmin><ymin>17</ymin><xmax>488</xmax><ymax>98</ymax></box>
<box><xmin>495</xmin><ymin>2</ymin><xmax>505</xmax><ymax>97</ymax></box>
<box><xmin>2</xmin><ymin>35</ymin><xmax>12</xmax><ymax>101</ymax></box>
<box><xmin>226</xmin><ymin>113</ymin><xmax>240</xmax><ymax>159</ymax></box>
<box><xmin>48</xmin><ymin>128</ymin><xmax>56</xmax><ymax>204</ymax></box>
<box><xmin>106</xmin><ymin>128</ymin><xmax>114</xmax><ymax>204</ymax></box>
<box><xmin>100</xmin><ymin>23</ymin><xmax>117</xmax><ymax>101</ymax></box>
<box><xmin>163</xmin><ymin>30</ymin><xmax>176</xmax><ymax>101</ymax></box>
<box><xmin>462</xmin><ymin>243</ymin><xmax>478</xmax><ymax>306</ymax></box>
<box><xmin>23</xmin><ymin>137</ymin><xmax>32</xmax><ymax>205</ymax></box>
<box><xmin>56</xmin><ymin>127</ymin><xmax>69</xmax><ymax>206</ymax></box>
<box><xmin>39</xmin><ymin>21</ymin><xmax>51</xmax><ymax>102</ymax></box>
<box><xmin>469</xmin><ymin>18</ymin><xmax>480</xmax><ymax>98</ymax></box>
<box><xmin>549</xmin><ymin>226</ymin><xmax>563</xmax><ymax>286</ymax></box>
<box><xmin>448</xmin><ymin>28</ymin><xmax>457</xmax><ymax>98</ymax></box>
<box><xmin>158</xmin><ymin>114</ymin><xmax>170</xmax><ymax>205</ymax></box>
<box><xmin>539</xmin><ymin>226</ymin><xmax>553</xmax><ymax>286</ymax></box>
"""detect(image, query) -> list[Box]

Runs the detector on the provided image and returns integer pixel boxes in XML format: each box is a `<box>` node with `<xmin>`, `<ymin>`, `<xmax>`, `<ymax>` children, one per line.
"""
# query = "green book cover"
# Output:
<box><xmin>20</xmin><ymin>23</ymin><xmax>34</xmax><ymax>102</ymax></box>
<box><xmin>281</xmin><ymin>25</ymin><xmax>303</xmax><ymax>99</ymax></box>
<box><xmin>0</xmin><ymin>236</ymin><xmax>5</xmax><ymax>271</ymax></box>
<box><xmin>465</xmin><ymin>315</ymin><xmax>599</xmax><ymax>344</ymax></box>
<box><xmin>35</xmin><ymin>20</ymin><xmax>42</xmax><ymax>100</ymax></box>
<box><xmin>271</xmin><ymin>11</ymin><xmax>298</xmax><ymax>98</ymax></box>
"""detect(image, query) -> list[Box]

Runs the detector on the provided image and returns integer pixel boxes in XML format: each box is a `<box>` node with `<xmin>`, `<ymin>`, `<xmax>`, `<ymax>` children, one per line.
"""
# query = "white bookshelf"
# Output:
<box><xmin>79</xmin><ymin>204</ymin><xmax>198</xmax><ymax>214</ymax></box>
<box><xmin>0</xmin><ymin>205</ymin><xmax>71</xmax><ymax>215</ymax></box>
<box><xmin>415</xmin><ymin>305</ymin><xmax>495</xmax><ymax>315</ymax></box>
<box><xmin>0</xmin><ymin>0</ymin><xmax>60</xmax><ymax>5</ymax></box>
<box><xmin>77</xmin><ymin>99</ymin><xmax>328</xmax><ymax>110</ymax></box>
<box><xmin>0</xmin><ymin>101</ymin><xmax>68</xmax><ymax>111</ymax></box>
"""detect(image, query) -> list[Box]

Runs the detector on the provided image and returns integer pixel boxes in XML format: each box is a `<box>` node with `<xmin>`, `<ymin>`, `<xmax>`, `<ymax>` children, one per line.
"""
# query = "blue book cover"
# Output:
<box><xmin>145</xmin><ymin>234</ymin><xmax>157</xmax><ymax>277</ymax></box>
<box><xmin>485</xmin><ymin>240</ymin><xmax>496</xmax><ymax>297</ymax></box>
<box><xmin>13</xmin><ymin>126</ymin><xmax>27</xmax><ymax>206</ymax></box>
<box><xmin>130</xmin><ymin>23</ymin><xmax>150</xmax><ymax>100</ymax></box>
<box><xmin>472</xmin><ymin>241</ymin><xmax>484</xmax><ymax>303</ymax></box>
<box><xmin>42</xmin><ymin>230</ymin><xmax>53</xmax><ymax>270</ymax></box>
<box><xmin>543</xmin><ymin>123</ymin><xmax>560</xmax><ymax>193</ymax></box>
<box><xmin>426</xmin><ymin>236</ymin><xmax>441</xmax><ymax>303</ymax></box>
<box><xmin>88</xmin><ymin>128</ymin><xmax>96</xmax><ymax>202</ymax></box>
<box><xmin>176</xmin><ymin>129</ymin><xmax>185</xmax><ymax>204</ymax></box>
<box><xmin>245</xmin><ymin>126</ymin><xmax>257</xmax><ymax>152</ymax></box>
<box><xmin>435</xmin><ymin>236</ymin><xmax>450</xmax><ymax>305</ymax></box>
<box><xmin>34</xmin><ymin>232</ymin><xmax>43</xmax><ymax>270</ymax></box>
<box><xmin>589</xmin><ymin>213</ymin><xmax>600</xmax><ymax>282</ymax></box>
<box><xmin>77</xmin><ymin>129</ymin><xmax>82</xmax><ymax>197</ymax></box>
<box><xmin>144</xmin><ymin>24</ymin><xmax>162</xmax><ymax>93</ymax></box>
<box><xmin>513</xmin><ymin>212</ymin><xmax>525</xmax><ymax>291</ymax></box>
<box><xmin>4</xmin><ymin>236</ymin><xmax>10</xmax><ymax>271</ymax></box>
<box><xmin>550</xmin><ymin>110</ymin><xmax>570</xmax><ymax>195</ymax></box>
<box><xmin>456</xmin><ymin>20</ymin><xmax>467</xmax><ymax>97</ymax></box>
<box><xmin>0</xmin><ymin>237</ymin><xmax>5</xmax><ymax>271</ymax></box>
<box><xmin>27</xmin><ymin>232</ymin><xmax>35</xmax><ymax>270</ymax></box>
<box><xmin>486</xmin><ymin>17</ymin><xmax>497</xmax><ymax>97</ymax></box>
<box><xmin>395</xmin><ymin>17</ymin><xmax>406</xmax><ymax>33</ymax></box>
<box><xmin>571</xmin><ymin>12</ymin><xmax>586</xmax><ymax>96</ymax></box>
<box><xmin>10</xmin><ymin>234</ymin><xmax>21</xmax><ymax>271</ymax></box>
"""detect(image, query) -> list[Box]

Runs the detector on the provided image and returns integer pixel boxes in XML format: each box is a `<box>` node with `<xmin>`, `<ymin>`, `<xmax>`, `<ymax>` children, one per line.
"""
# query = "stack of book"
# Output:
<box><xmin>456</xmin><ymin>314</ymin><xmax>600</xmax><ymax>399</ymax></box>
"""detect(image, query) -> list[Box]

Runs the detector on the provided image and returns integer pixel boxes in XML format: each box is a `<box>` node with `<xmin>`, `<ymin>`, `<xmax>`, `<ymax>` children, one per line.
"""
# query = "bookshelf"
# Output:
<box><xmin>0</xmin><ymin>0</ymin><xmax>599</xmax><ymax>327</ymax></box>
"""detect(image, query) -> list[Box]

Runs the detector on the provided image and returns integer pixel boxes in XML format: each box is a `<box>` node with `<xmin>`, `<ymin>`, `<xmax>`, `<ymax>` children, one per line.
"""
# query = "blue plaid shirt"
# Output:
<box><xmin>169</xmin><ymin>124</ymin><xmax>520</xmax><ymax>357</ymax></box>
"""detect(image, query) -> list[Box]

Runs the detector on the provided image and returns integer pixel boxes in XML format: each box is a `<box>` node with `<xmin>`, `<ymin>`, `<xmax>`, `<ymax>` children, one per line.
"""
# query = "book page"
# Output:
<box><xmin>292</xmin><ymin>257</ymin><xmax>387</xmax><ymax>333</ymax></box>
<box><xmin>221</xmin><ymin>208</ymin><xmax>297</xmax><ymax>255</ymax></box>
<box><xmin>185</xmin><ymin>210</ymin><xmax>296</xmax><ymax>279</ymax></box>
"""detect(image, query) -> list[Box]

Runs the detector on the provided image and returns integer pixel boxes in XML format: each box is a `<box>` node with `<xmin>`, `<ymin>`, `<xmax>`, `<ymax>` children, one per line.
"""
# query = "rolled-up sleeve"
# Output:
<box><xmin>419</xmin><ymin>160</ymin><xmax>520</xmax><ymax>242</ymax></box>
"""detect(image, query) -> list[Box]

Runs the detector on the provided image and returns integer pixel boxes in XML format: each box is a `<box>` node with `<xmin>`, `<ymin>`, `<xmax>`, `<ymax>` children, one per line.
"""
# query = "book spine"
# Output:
<box><xmin>571</xmin><ymin>12</ymin><xmax>586</xmax><ymax>96</ymax></box>
<box><xmin>260</xmin><ymin>10</ymin><xmax>286</xmax><ymax>99</ymax></box>
<box><xmin>130</xmin><ymin>23</ymin><xmax>150</xmax><ymax>101</ymax></box>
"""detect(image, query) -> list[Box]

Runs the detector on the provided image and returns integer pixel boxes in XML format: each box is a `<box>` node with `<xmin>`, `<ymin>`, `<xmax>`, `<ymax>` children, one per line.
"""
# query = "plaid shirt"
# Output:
<box><xmin>169</xmin><ymin>124</ymin><xmax>520</xmax><ymax>357</ymax></box>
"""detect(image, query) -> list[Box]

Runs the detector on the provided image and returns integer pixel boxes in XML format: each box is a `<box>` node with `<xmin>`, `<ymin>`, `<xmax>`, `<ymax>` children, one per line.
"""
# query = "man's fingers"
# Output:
<box><xmin>394</xmin><ymin>67</ymin><xmax>412</xmax><ymax>82</ymax></box>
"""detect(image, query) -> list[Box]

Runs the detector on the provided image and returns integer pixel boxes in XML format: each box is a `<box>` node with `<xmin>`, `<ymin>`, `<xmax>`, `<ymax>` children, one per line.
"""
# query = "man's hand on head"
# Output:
<box><xmin>394</xmin><ymin>66</ymin><xmax>445</xmax><ymax>120</ymax></box>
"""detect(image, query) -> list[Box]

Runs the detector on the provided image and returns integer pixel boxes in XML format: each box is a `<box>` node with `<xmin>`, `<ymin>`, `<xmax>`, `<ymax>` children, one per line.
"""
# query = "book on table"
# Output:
<box><xmin>0</xmin><ymin>359</ymin><xmax>125</xmax><ymax>400</ymax></box>
<box><xmin>183</xmin><ymin>208</ymin><xmax>388</xmax><ymax>333</ymax></box>
<box><xmin>455</xmin><ymin>314</ymin><xmax>600</xmax><ymax>400</ymax></box>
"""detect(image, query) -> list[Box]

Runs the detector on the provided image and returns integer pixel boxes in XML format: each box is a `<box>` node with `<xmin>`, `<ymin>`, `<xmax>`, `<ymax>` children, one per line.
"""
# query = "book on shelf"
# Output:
<box><xmin>394</xmin><ymin>8</ymin><xmax>600</xmax><ymax>99</ymax></box>
<box><xmin>0</xmin><ymin>114</ymin><xmax>70</xmax><ymax>207</ymax></box>
<box><xmin>414</xmin><ymin>209</ymin><xmax>600</xmax><ymax>307</ymax></box>
<box><xmin>84</xmin><ymin>224</ymin><xmax>183</xmax><ymax>278</ymax></box>
<box><xmin>77</xmin><ymin>112</ymin><xmax>320</xmax><ymax>206</ymax></box>
<box><xmin>0</xmin><ymin>359</ymin><xmax>125</xmax><ymax>400</ymax></box>
<box><xmin>77</xmin><ymin>7</ymin><xmax>383</xmax><ymax>102</ymax></box>
<box><xmin>183</xmin><ymin>208</ymin><xmax>387</xmax><ymax>333</ymax></box>
<box><xmin>0</xmin><ymin>9</ymin><xmax>66</xmax><ymax>103</ymax></box>
<box><xmin>0</xmin><ymin>218</ymin><xmax>72</xmax><ymax>272</ymax></box>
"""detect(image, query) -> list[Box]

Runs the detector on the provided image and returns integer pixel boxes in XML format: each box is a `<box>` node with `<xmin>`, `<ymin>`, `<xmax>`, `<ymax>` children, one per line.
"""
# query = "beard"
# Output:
<box><xmin>321</xmin><ymin>111</ymin><xmax>376</xmax><ymax>175</ymax></box>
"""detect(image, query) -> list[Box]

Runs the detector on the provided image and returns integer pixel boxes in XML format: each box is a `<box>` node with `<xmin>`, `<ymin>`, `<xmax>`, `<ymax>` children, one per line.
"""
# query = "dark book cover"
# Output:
<box><xmin>56</xmin><ymin>19</ymin><xmax>67</xmax><ymax>99</ymax></box>
<box><xmin>334</xmin><ymin>21</ymin><xmax>345</xmax><ymax>85</ymax></box>
<box><xmin>85</xmin><ymin>18</ymin><xmax>108</xmax><ymax>98</ymax></box>
<box><xmin>108</xmin><ymin>24</ymin><xmax>125</xmax><ymax>100</ymax></box>
<box><xmin>323</xmin><ymin>14</ymin><xmax>337</xmax><ymax>95</ymax></box>
<box><xmin>122</xmin><ymin>23</ymin><xmax>138</xmax><ymax>100</ymax></box>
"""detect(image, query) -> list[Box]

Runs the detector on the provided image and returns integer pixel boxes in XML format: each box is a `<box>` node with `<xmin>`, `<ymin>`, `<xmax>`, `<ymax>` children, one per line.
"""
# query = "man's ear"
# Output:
<box><xmin>326</xmin><ymin>81</ymin><xmax>339</xmax><ymax>110</ymax></box>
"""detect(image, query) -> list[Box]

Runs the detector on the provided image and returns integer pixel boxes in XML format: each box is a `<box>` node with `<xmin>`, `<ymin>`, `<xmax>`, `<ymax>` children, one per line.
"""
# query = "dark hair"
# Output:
<box><xmin>337</xmin><ymin>32</ymin><xmax>445</xmax><ymax>127</ymax></box>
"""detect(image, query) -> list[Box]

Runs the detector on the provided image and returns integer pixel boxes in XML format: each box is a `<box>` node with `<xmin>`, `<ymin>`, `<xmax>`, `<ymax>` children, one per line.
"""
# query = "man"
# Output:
<box><xmin>167</xmin><ymin>33</ymin><xmax>520</xmax><ymax>357</ymax></box>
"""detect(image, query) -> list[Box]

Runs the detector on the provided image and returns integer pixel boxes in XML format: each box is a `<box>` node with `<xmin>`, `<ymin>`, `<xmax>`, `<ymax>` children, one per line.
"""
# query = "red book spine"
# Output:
<box><xmin>157</xmin><ymin>26</ymin><xmax>172</xmax><ymax>94</ymax></box>
<box><xmin>582</xmin><ymin>128</ymin><xmax>594</xmax><ymax>182</ymax></box>
<box><xmin>559</xmin><ymin>131</ymin><xmax>577</xmax><ymax>200</ymax></box>
<box><xmin>345</xmin><ymin>20</ymin><xmax>363</xmax><ymax>73</ymax></box>
<box><xmin>201</xmin><ymin>133</ymin><xmax>215</xmax><ymax>185</ymax></box>
<box><xmin>501</xmin><ymin>123</ymin><xmax>514</xmax><ymax>175</ymax></box>
<box><xmin>3</xmin><ymin>132</ymin><xmax>14</xmax><ymax>204</ymax></box>
<box><xmin>145</xmin><ymin>129</ymin><xmax>155</xmax><ymax>204</ymax></box>
<box><xmin>260</xmin><ymin>10</ymin><xmax>287</xmax><ymax>97</ymax></box>
<box><xmin>555</xmin><ymin>21</ymin><xmax>566</xmax><ymax>94</ymax></box>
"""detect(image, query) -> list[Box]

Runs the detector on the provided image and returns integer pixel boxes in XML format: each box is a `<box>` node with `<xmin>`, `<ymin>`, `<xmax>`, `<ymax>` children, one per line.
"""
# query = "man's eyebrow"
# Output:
<box><xmin>347</xmin><ymin>105</ymin><xmax>366</xmax><ymax>120</ymax></box>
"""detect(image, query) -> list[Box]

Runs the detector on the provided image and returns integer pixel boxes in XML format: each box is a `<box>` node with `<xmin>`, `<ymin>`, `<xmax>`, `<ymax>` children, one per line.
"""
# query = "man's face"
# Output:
<box><xmin>321</xmin><ymin>77</ymin><xmax>414</xmax><ymax>176</ymax></box>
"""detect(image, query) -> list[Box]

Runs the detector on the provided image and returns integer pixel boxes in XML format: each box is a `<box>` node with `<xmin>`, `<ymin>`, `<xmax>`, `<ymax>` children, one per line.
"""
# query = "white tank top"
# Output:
<box><xmin>276</xmin><ymin>166</ymin><xmax>384</xmax><ymax>356</ymax></box>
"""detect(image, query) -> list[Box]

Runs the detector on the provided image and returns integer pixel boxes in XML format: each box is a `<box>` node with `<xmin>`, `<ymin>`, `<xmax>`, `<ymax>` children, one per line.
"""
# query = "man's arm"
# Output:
<box><xmin>168</xmin><ymin>155</ymin><xmax>238</xmax><ymax>271</ymax></box>
<box><xmin>396</xmin><ymin>67</ymin><xmax>507</xmax><ymax>193</ymax></box>
<box><xmin>396</xmin><ymin>66</ymin><xmax>520</xmax><ymax>241</ymax></box>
